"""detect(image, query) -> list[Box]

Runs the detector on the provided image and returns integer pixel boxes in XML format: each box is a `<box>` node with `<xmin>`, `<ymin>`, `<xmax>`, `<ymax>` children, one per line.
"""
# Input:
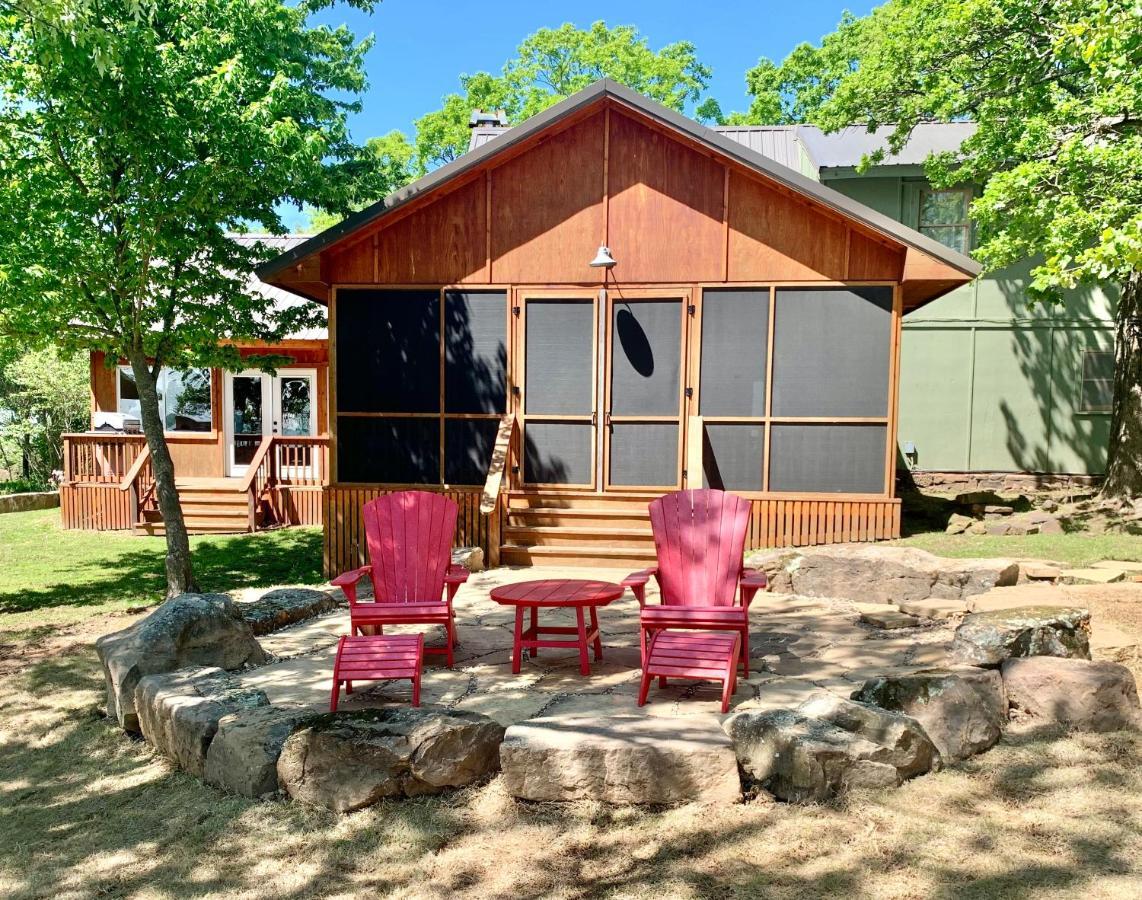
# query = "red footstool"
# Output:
<box><xmin>638</xmin><ymin>631</ymin><xmax>741</xmax><ymax>713</ymax></box>
<box><xmin>330</xmin><ymin>633</ymin><xmax>424</xmax><ymax>711</ymax></box>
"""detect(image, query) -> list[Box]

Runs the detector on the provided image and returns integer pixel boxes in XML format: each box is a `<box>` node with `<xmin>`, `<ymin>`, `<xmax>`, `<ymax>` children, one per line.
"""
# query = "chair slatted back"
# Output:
<box><xmin>362</xmin><ymin>491</ymin><xmax>458</xmax><ymax>604</ymax></box>
<box><xmin>648</xmin><ymin>489</ymin><xmax>750</xmax><ymax>607</ymax></box>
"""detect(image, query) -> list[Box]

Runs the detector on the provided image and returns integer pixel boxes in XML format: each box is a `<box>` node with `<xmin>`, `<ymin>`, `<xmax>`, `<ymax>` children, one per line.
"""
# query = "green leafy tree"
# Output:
<box><xmin>301</xmin><ymin>129</ymin><xmax>416</xmax><ymax>232</ymax></box>
<box><xmin>0</xmin><ymin>345</ymin><xmax>89</xmax><ymax>486</ymax></box>
<box><xmin>412</xmin><ymin>22</ymin><xmax>714</xmax><ymax>172</ymax></box>
<box><xmin>0</xmin><ymin>0</ymin><xmax>382</xmax><ymax>595</ymax></box>
<box><xmin>738</xmin><ymin>0</ymin><xmax>1142</xmax><ymax>497</ymax></box>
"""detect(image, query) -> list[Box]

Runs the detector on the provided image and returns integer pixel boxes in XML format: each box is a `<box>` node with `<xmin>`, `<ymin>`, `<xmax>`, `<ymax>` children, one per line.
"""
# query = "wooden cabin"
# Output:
<box><xmin>61</xmin><ymin>236</ymin><xmax>331</xmax><ymax>535</ymax></box>
<box><xmin>257</xmin><ymin>80</ymin><xmax>979</xmax><ymax>574</ymax></box>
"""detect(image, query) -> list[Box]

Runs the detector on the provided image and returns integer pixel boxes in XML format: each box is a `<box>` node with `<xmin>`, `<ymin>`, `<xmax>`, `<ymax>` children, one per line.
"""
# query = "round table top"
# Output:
<box><xmin>490</xmin><ymin>578</ymin><xmax>626</xmax><ymax>608</ymax></box>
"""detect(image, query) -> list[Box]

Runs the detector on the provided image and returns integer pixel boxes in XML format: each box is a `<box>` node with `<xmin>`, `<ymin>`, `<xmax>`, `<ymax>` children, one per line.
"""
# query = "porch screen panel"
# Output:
<box><xmin>336</xmin><ymin>416</ymin><xmax>440</xmax><ymax>485</ymax></box>
<box><xmin>525</xmin><ymin>422</ymin><xmax>592</xmax><ymax>485</ymax></box>
<box><xmin>703</xmin><ymin>423</ymin><xmax>765</xmax><ymax>491</ymax></box>
<box><xmin>445</xmin><ymin>291</ymin><xmax>507</xmax><ymax>414</ymax></box>
<box><xmin>335</xmin><ymin>289</ymin><xmax>440</xmax><ymax>413</ymax></box>
<box><xmin>768</xmin><ymin>424</ymin><xmax>887</xmax><ymax>493</ymax></box>
<box><xmin>699</xmin><ymin>289</ymin><xmax>769</xmax><ymax>417</ymax></box>
<box><xmin>771</xmin><ymin>287</ymin><xmax>892</xmax><ymax>417</ymax></box>
<box><xmin>525</xmin><ymin>300</ymin><xmax>593</xmax><ymax>415</ymax></box>
<box><xmin>609</xmin><ymin>424</ymin><xmax>678</xmax><ymax>487</ymax></box>
<box><xmin>444</xmin><ymin>418</ymin><xmax>499</xmax><ymax>485</ymax></box>
<box><xmin>610</xmin><ymin>301</ymin><xmax>681</xmax><ymax>415</ymax></box>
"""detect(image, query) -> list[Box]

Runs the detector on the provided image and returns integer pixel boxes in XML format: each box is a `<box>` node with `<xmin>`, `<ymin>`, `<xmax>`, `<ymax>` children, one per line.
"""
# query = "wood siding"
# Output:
<box><xmin>324</xmin><ymin>485</ymin><xmax>503</xmax><ymax>577</ymax></box>
<box><xmin>60</xmin><ymin>484</ymin><xmax>135</xmax><ymax>531</ymax></box>
<box><xmin>746</xmin><ymin>497</ymin><xmax>901</xmax><ymax>549</ymax></box>
<box><xmin>87</xmin><ymin>345</ymin><xmax>330</xmax><ymax>481</ymax></box>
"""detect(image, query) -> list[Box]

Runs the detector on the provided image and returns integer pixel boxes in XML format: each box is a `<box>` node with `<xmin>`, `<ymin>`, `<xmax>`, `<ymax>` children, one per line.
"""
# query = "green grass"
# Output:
<box><xmin>0</xmin><ymin>508</ymin><xmax>323</xmax><ymax>635</ymax></box>
<box><xmin>891</xmin><ymin>531</ymin><xmax>1142</xmax><ymax>567</ymax></box>
<box><xmin>0</xmin><ymin>479</ymin><xmax>51</xmax><ymax>495</ymax></box>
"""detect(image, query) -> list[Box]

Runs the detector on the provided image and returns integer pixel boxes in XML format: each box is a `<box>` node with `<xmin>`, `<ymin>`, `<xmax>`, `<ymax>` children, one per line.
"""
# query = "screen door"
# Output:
<box><xmin>520</xmin><ymin>295</ymin><xmax>598</xmax><ymax>487</ymax></box>
<box><xmin>604</xmin><ymin>295</ymin><xmax>686</xmax><ymax>489</ymax></box>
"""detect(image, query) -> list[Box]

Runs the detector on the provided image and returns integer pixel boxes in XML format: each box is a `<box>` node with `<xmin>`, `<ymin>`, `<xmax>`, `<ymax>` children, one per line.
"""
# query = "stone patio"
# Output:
<box><xmin>237</xmin><ymin>566</ymin><xmax>970</xmax><ymax>726</ymax></box>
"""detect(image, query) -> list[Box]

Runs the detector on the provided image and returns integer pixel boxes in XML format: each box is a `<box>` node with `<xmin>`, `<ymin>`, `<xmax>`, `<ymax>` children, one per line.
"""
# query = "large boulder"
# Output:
<box><xmin>205</xmin><ymin>705</ymin><xmax>320</xmax><ymax>799</ymax></box>
<box><xmin>952</xmin><ymin>606</ymin><xmax>1091</xmax><ymax>666</ymax></box>
<box><xmin>797</xmin><ymin>692</ymin><xmax>941</xmax><ymax>780</ymax></box>
<box><xmin>725</xmin><ymin>709</ymin><xmax>899</xmax><ymax>802</ymax></box>
<box><xmin>135</xmin><ymin>667</ymin><xmax>269</xmax><ymax>778</ymax></box>
<box><xmin>1002</xmin><ymin>657</ymin><xmax>1142</xmax><ymax>732</ymax></box>
<box><xmin>500</xmin><ymin>715</ymin><xmax>740</xmax><ymax>805</ymax></box>
<box><xmin>95</xmin><ymin>593</ymin><xmax>268</xmax><ymax>731</ymax></box>
<box><xmin>765</xmin><ymin>546</ymin><xmax>1019</xmax><ymax>605</ymax></box>
<box><xmin>237</xmin><ymin>588</ymin><xmax>339</xmax><ymax>636</ymax></box>
<box><xmin>277</xmin><ymin>709</ymin><xmax>505</xmax><ymax>812</ymax></box>
<box><xmin>852</xmin><ymin>668</ymin><xmax>1007</xmax><ymax>762</ymax></box>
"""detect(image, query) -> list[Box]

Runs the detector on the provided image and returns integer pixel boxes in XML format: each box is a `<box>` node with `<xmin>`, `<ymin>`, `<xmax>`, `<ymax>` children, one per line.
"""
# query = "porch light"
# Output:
<box><xmin>589</xmin><ymin>245</ymin><xmax>617</xmax><ymax>268</ymax></box>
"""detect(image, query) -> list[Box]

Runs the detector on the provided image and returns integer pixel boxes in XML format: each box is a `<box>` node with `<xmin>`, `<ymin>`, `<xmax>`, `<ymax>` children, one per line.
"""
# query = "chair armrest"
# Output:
<box><xmin>443</xmin><ymin>565</ymin><xmax>468</xmax><ymax>602</ymax></box>
<box><xmin>739</xmin><ymin>568</ymin><xmax>768</xmax><ymax>608</ymax></box>
<box><xmin>444</xmin><ymin>565</ymin><xmax>469</xmax><ymax>584</ymax></box>
<box><xmin>331</xmin><ymin>566</ymin><xmax>371</xmax><ymax>606</ymax></box>
<box><xmin>622</xmin><ymin>567</ymin><xmax>658</xmax><ymax>607</ymax></box>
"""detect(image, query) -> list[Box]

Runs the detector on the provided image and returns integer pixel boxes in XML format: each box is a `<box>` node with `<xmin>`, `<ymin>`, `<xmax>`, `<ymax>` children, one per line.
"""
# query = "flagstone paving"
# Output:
<box><xmin>238</xmin><ymin>565</ymin><xmax>968</xmax><ymax>725</ymax></box>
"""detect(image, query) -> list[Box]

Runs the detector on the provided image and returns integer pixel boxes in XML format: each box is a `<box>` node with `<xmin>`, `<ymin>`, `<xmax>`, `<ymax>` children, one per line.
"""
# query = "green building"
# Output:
<box><xmin>469</xmin><ymin>118</ymin><xmax>1116</xmax><ymax>481</ymax></box>
<box><xmin>716</xmin><ymin>123</ymin><xmax>1116</xmax><ymax>481</ymax></box>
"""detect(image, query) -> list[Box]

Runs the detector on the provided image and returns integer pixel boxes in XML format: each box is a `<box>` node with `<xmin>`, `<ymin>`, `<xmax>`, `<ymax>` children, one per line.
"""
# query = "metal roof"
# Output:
<box><xmin>231</xmin><ymin>234</ymin><xmax>327</xmax><ymax>339</ymax></box>
<box><xmin>712</xmin><ymin>125</ymin><xmax>813</xmax><ymax>175</ymax></box>
<box><xmin>796</xmin><ymin>122</ymin><xmax>977</xmax><ymax>170</ymax></box>
<box><xmin>258</xmin><ymin>80</ymin><xmax>980</xmax><ymax>282</ymax></box>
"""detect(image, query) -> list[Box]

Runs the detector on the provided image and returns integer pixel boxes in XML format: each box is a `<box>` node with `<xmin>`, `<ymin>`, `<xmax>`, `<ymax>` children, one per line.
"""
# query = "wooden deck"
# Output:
<box><xmin>60</xmin><ymin>433</ymin><xmax>327</xmax><ymax>535</ymax></box>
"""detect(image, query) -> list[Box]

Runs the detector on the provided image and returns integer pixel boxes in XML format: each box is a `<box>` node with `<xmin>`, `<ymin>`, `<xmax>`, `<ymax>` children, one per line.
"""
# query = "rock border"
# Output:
<box><xmin>97</xmin><ymin>580</ymin><xmax>1141</xmax><ymax>810</ymax></box>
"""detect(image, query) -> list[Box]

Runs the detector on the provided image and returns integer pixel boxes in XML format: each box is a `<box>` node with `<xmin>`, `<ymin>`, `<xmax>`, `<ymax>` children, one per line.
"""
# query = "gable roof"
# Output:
<box><xmin>258</xmin><ymin>79</ymin><xmax>980</xmax><ymax>288</ymax></box>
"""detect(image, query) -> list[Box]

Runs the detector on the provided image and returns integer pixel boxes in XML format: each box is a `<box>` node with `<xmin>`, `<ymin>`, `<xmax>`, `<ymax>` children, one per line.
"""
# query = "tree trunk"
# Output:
<box><xmin>126</xmin><ymin>349</ymin><xmax>199</xmax><ymax>597</ymax></box>
<box><xmin>1102</xmin><ymin>272</ymin><xmax>1142</xmax><ymax>500</ymax></box>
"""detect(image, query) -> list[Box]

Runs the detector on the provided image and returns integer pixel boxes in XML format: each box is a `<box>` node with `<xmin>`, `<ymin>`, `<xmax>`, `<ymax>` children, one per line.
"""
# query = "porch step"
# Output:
<box><xmin>499</xmin><ymin>543</ymin><xmax>658</xmax><ymax>568</ymax></box>
<box><xmin>135</xmin><ymin>477</ymin><xmax>257</xmax><ymax>536</ymax></box>
<box><xmin>500</xmin><ymin>491</ymin><xmax>656</xmax><ymax>568</ymax></box>
<box><xmin>502</xmin><ymin>525</ymin><xmax>654</xmax><ymax>548</ymax></box>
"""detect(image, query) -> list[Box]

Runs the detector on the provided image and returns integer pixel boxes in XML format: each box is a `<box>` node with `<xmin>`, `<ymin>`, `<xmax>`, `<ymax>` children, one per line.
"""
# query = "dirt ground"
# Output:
<box><xmin>1</xmin><ymin>586</ymin><xmax>1141</xmax><ymax>899</ymax></box>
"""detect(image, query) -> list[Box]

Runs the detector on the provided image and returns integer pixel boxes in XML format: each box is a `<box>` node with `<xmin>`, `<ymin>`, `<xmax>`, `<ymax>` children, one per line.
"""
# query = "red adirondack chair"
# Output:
<box><xmin>623</xmin><ymin>488</ymin><xmax>768</xmax><ymax>677</ymax></box>
<box><xmin>330</xmin><ymin>491</ymin><xmax>469</xmax><ymax>666</ymax></box>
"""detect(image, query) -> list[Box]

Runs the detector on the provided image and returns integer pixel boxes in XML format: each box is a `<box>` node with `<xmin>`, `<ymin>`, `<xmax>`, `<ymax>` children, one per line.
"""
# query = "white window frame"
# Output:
<box><xmin>918</xmin><ymin>187</ymin><xmax>973</xmax><ymax>253</ymax></box>
<box><xmin>116</xmin><ymin>365</ymin><xmax>215</xmax><ymax>434</ymax></box>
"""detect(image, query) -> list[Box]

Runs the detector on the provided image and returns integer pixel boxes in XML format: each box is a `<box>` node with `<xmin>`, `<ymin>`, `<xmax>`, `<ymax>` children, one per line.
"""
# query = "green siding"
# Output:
<box><xmin>826</xmin><ymin>174</ymin><xmax>1115</xmax><ymax>475</ymax></box>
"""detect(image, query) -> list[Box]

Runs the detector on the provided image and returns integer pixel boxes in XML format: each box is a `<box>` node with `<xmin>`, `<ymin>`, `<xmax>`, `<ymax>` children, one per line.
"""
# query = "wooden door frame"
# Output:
<box><xmin>513</xmin><ymin>288</ymin><xmax>601</xmax><ymax>491</ymax></box>
<box><xmin>601</xmin><ymin>287</ymin><xmax>691</xmax><ymax>492</ymax></box>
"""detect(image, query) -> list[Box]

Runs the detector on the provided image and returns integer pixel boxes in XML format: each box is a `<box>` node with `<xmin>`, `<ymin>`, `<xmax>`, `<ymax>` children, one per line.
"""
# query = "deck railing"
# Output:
<box><xmin>479</xmin><ymin>414</ymin><xmax>518</xmax><ymax>567</ymax></box>
<box><xmin>63</xmin><ymin>432</ymin><xmax>147</xmax><ymax>484</ymax></box>
<box><xmin>241</xmin><ymin>434</ymin><xmax>330</xmax><ymax>529</ymax></box>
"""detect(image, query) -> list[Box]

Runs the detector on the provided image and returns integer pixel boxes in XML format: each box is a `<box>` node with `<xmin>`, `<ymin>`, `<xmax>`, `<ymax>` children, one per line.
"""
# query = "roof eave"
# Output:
<box><xmin>258</xmin><ymin>78</ymin><xmax>981</xmax><ymax>283</ymax></box>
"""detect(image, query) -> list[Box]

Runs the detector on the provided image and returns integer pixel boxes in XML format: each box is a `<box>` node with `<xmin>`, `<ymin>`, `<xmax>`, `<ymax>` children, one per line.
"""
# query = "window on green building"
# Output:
<box><xmin>919</xmin><ymin>188</ymin><xmax>972</xmax><ymax>253</ymax></box>
<box><xmin>1079</xmin><ymin>349</ymin><xmax>1114</xmax><ymax>413</ymax></box>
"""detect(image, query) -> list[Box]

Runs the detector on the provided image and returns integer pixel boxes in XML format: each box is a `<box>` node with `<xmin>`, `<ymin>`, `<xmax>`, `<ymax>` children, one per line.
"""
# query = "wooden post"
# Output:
<box><xmin>685</xmin><ymin>415</ymin><xmax>704</xmax><ymax>489</ymax></box>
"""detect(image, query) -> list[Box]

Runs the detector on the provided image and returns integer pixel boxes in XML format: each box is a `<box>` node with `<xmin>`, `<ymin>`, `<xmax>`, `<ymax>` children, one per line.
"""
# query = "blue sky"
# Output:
<box><xmin>284</xmin><ymin>1</ymin><xmax>873</xmax><ymax>228</ymax></box>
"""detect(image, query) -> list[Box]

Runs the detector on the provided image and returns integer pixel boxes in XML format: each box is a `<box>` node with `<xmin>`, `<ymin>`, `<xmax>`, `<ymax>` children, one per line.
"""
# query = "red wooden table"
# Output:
<box><xmin>490</xmin><ymin>579</ymin><xmax>626</xmax><ymax>676</ymax></box>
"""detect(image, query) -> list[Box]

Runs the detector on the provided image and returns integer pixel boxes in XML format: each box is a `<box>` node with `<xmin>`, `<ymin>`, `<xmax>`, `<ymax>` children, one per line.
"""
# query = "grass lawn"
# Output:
<box><xmin>891</xmin><ymin>531</ymin><xmax>1142</xmax><ymax>567</ymax></box>
<box><xmin>0</xmin><ymin>510</ymin><xmax>1140</xmax><ymax>896</ymax></box>
<box><xmin>0</xmin><ymin>648</ymin><xmax>1138</xmax><ymax>898</ymax></box>
<box><xmin>0</xmin><ymin>508</ymin><xmax>323</xmax><ymax>639</ymax></box>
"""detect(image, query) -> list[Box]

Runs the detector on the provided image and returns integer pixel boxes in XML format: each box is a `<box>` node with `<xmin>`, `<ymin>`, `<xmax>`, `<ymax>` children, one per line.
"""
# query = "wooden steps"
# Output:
<box><xmin>134</xmin><ymin>478</ymin><xmax>256</xmax><ymax>536</ymax></box>
<box><xmin>499</xmin><ymin>492</ymin><xmax>658</xmax><ymax>568</ymax></box>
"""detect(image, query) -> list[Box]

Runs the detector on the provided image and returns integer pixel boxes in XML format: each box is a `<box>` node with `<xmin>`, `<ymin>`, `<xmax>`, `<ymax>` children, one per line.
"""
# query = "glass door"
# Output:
<box><xmin>603</xmin><ymin>294</ymin><xmax>687</xmax><ymax>490</ymax></box>
<box><xmin>226</xmin><ymin>372</ymin><xmax>268</xmax><ymax>477</ymax></box>
<box><xmin>519</xmin><ymin>294</ymin><xmax>599</xmax><ymax>488</ymax></box>
<box><xmin>225</xmin><ymin>369</ymin><xmax>318</xmax><ymax>477</ymax></box>
<box><xmin>272</xmin><ymin>370</ymin><xmax>319</xmax><ymax>481</ymax></box>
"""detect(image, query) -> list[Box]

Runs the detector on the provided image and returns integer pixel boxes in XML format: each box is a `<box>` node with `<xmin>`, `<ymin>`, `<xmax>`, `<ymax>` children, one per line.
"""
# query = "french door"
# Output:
<box><xmin>517</xmin><ymin>290</ymin><xmax>687</xmax><ymax>491</ymax></box>
<box><xmin>225</xmin><ymin>369</ymin><xmax>318</xmax><ymax>477</ymax></box>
